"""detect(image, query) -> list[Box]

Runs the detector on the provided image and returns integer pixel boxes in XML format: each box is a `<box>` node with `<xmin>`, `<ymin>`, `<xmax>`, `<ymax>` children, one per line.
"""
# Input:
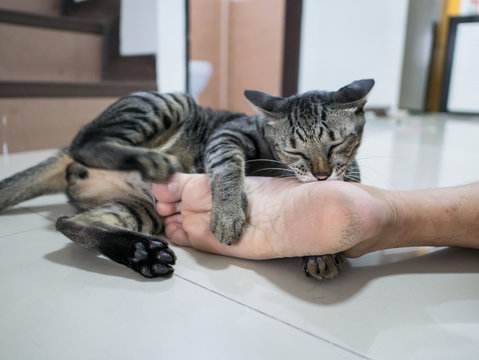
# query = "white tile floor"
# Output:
<box><xmin>1</xmin><ymin>113</ymin><xmax>479</xmax><ymax>359</ymax></box>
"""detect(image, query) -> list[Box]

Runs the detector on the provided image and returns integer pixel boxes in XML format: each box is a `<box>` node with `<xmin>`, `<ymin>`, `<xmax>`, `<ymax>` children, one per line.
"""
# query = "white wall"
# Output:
<box><xmin>298</xmin><ymin>0</ymin><xmax>409</xmax><ymax>110</ymax></box>
<box><xmin>120</xmin><ymin>0</ymin><xmax>187</xmax><ymax>92</ymax></box>
<box><xmin>120</xmin><ymin>0</ymin><xmax>157</xmax><ymax>56</ymax></box>
<box><xmin>399</xmin><ymin>0</ymin><xmax>441</xmax><ymax>111</ymax></box>
<box><xmin>156</xmin><ymin>0</ymin><xmax>187</xmax><ymax>93</ymax></box>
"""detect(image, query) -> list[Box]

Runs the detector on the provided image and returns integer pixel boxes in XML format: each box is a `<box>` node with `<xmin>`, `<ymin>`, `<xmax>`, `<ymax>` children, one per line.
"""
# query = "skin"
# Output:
<box><xmin>153</xmin><ymin>174</ymin><xmax>479</xmax><ymax>259</ymax></box>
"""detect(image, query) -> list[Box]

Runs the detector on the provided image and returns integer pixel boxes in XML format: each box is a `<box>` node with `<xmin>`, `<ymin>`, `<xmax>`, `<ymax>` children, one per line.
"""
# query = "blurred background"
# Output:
<box><xmin>0</xmin><ymin>0</ymin><xmax>478</xmax><ymax>154</ymax></box>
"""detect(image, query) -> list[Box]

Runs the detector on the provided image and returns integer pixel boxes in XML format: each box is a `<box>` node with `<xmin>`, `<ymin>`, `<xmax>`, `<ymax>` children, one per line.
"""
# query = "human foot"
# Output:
<box><xmin>153</xmin><ymin>174</ymin><xmax>394</xmax><ymax>260</ymax></box>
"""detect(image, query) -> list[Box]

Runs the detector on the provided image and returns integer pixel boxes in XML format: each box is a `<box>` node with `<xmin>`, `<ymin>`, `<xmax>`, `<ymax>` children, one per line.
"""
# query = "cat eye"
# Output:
<box><xmin>348</xmin><ymin>143</ymin><xmax>360</xmax><ymax>157</ymax></box>
<box><xmin>328</xmin><ymin>143</ymin><xmax>342</xmax><ymax>157</ymax></box>
<box><xmin>284</xmin><ymin>150</ymin><xmax>310</xmax><ymax>160</ymax></box>
<box><xmin>328</xmin><ymin>136</ymin><xmax>356</xmax><ymax>157</ymax></box>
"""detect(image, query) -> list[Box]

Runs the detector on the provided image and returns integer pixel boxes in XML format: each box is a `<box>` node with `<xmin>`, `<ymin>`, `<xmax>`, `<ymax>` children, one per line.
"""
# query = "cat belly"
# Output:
<box><xmin>66</xmin><ymin>163</ymin><xmax>155</xmax><ymax>209</ymax></box>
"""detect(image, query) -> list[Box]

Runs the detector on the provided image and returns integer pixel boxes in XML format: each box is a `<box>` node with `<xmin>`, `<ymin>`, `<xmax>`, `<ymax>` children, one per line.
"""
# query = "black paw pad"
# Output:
<box><xmin>132</xmin><ymin>243</ymin><xmax>148</xmax><ymax>262</ymax></box>
<box><xmin>129</xmin><ymin>239</ymin><xmax>176</xmax><ymax>278</ymax></box>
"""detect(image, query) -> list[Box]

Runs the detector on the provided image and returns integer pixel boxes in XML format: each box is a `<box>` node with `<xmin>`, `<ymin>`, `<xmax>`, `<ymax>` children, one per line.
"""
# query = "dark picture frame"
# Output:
<box><xmin>440</xmin><ymin>15</ymin><xmax>479</xmax><ymax>114</ymax></box>
<box><xmin>282</xmin><ymin>0</ymin><xmax>303</xmax><ymax>97</ymax></box>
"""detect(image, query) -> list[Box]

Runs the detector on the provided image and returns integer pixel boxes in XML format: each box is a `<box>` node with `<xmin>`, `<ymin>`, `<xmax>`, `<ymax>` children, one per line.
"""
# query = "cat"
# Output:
<box><xmin>0</xmin><ymin>79</ymin><xmax>374</xmax><ymax>279</ymax></box>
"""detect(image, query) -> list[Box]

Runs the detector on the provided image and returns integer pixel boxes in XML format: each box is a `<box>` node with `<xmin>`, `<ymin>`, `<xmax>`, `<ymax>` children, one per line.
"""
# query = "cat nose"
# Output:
<box><xmin>315</xmin><ymin>173</ymin><xmax>330</xmax><ymax>181</ymax></box>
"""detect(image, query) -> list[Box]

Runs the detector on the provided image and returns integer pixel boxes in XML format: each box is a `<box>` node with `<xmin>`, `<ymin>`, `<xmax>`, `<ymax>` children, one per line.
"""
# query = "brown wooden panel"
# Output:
<box><xmin>0</xmin><ymin>0</ymin><xmax>60</xmax><ymax>16</ymax></box>
<box><xmin>0</xmin><ymin>97</ymin><xmax>118</xmax><ymax>154</ymax></box>
<box><xmin>189</xmin><ymin>0</ymin><xmax>286</xmax><ymax>114</ymax></box>
<box><xmin>0</xmin><ymin>81</ymin><xmax>157</xmax><ymax>97</ymax></box>
<box><xmin>0</xmin><ymin>8</ymin><xmax>104</xmax><ymax>33</ymax></box>
<box><xmin>0</xmin><ymin>23</ymin><xmax>103</xmax><ymax>82</ymax></box>
<box><xmin>227</xmin><ymin>0</ymin><xmax>285</xmax><ymax>113</ymax></box>
<box><xmin>189</xmin><ymin>0</ymin><xmax>222</xmax><ymax>109</ymax></box>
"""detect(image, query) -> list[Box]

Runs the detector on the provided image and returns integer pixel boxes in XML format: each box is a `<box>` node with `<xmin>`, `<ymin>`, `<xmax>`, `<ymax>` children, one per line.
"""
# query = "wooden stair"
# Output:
<box><xmin>0</xmin><ymin>0</ymin><xmax>157</xmax><ymax>154</ymax></box>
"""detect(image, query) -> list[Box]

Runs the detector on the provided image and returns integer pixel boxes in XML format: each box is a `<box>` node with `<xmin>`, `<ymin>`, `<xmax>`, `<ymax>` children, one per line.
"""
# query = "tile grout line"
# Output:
<box><xmin>19</xmin><ymin>205</ymin><xmax>58</xmax><ymax>222</ymax></box>
<box><xmin>0</xmin><ymin>205</ymin><xmax>57</xmax><ymax>239</ymax></box>
<box><xmin>174</xmin><ymin>273</ymin><xmax>372</xmax><ymax>360</ymax></box>
<box><xmin>0</xmin><ymin>226</ymin><xmax>51</xmax><ymax>239</ymax></box>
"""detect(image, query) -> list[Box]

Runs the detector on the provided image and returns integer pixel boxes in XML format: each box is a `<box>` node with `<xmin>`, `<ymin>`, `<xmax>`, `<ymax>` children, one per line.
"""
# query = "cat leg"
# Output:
<box><xmin>302</xmin><ymin>253</ymin><xmax>346</xmax><ymax>280</ymax></box>
<box><xmin>204</xmin><ymin>129</ymin><xmax>258</xmax><ymax>245</ymax></box>
<box><xmin>69</xmin><ymin>92</ymin><xmax>197</xmax><ymax>182</ymax></box>
<box><xmin>56</xmin><ymin>202</ymin><xmax>175</xmax><ymax>278</ymax></box>
<box><xmin>300</xmin><ymin>159</ymin><xmax>358</xmax><ymax>279</ymax></box>
<box><xmin>0</xmin><ymin>150</ymin><xmax>71</xmax><ymax>212</ymax></box>
<box><xmin>71</xmin><ymin>142</ymin><xmax>179</xmax><ymax>182</ymax></box>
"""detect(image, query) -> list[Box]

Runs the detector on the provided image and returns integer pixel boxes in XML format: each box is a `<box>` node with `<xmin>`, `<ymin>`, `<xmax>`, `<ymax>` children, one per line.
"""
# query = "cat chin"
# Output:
<box><xmin>327</xmin><ymin>172</ymin><xmax>344</xmax><ymax>181</ymax></box>
<box><xmin>296</xmin><ymin>173</ymin><xmax>344</xmax><ymax>183</ymax></box>
<box><xmin>295</xmin><ymin>174</ymin><xmax>319</xmax><ymax>183</ymax></box>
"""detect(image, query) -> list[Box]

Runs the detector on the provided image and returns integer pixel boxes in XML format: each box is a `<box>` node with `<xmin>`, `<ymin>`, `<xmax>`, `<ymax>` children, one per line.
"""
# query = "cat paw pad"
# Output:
<box><xmin>130</xmin><ymin>239</ymin><xmax>176</xmax><ymax>278</ymax></box>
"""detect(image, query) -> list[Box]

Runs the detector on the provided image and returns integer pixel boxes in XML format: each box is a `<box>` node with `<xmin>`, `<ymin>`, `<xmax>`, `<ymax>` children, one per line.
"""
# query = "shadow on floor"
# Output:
<box><xmin>44</xmin><ymin>243</ymin><xmax>174</xmax><ymax>285</ymax></box>
<box><xmin>179</xmin><ymin>246</ymin><xmax>479</xmax><ymax>304</ymax></box>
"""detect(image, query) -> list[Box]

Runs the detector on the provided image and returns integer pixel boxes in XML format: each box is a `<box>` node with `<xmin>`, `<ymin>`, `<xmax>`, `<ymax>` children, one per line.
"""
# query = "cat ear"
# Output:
<box><xmin>244</xmin><ymin>90</ymin><xmax>287</xmax><ymax>118</ymax></box>
<box><xmin>332</xmin><ymin>79</ymin><xmax>375</xmax><ymax>109</ymax></box>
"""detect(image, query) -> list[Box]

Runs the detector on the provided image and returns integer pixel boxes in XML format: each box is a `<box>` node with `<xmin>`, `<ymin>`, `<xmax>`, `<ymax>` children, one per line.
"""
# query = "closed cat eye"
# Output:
<box><xmin>348</xmin><ymin>143</ymin><xmax>360</xmax><ymax>157</ymax></box>
<box><xmin>328</xmin><ymin>143</ymin><xmax>342</xmax><ymax>157</ymax></box>
<box><xmin>284</xmin><ymin>150</ymin><xmax>310</xmax><ymax>160</ymax></box>
<box><xmin>328</xmin><ymin>136</ymin><xmax>356</xmax><ymax>157</ymax></box>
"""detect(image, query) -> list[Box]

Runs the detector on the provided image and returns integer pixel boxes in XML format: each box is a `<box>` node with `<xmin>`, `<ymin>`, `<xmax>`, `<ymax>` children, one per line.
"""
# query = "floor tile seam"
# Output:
<box><xmin>173</xmin><ymin>273</ymin><xmax>372</xmax><ymax>360</ymax></box>
<box><xmin>0</xmin><ymin>207</ymin><xmax>55</xmax><ymax>238</ymax></box>
<box><xmin>19</xmin><ymin>205</ymin><xmax>58</xmax><ymax>222</ymax></box>
<box><xmin>0</xmin><ymin>226</ymin><xmax>50</xmax><ymax>239</ymax></box>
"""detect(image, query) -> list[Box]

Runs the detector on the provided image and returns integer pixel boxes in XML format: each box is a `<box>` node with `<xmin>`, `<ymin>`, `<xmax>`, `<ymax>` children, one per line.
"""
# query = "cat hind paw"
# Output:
<box><xmin>302</xmin><ymin>253</ymin><xmax>345</xmax><ymax>280</ymax></box>
<box><xmin>129</xmin><ymin>238</ymin><xmax>176</xmax><ymax>278</ymax></box>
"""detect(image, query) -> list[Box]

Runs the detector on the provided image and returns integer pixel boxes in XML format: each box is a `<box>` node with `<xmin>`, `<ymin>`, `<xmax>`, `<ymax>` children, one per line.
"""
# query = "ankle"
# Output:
<box><xmin>342</xmin><ymin>185</ymin><xmax>399</xmax><ymax>257</ymax></box>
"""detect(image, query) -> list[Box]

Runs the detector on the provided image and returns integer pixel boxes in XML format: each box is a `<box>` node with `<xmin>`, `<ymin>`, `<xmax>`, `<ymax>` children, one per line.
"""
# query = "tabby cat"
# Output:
<box><xmin>0</xmin><ymin>79</ymin><xmax>374</xmax><ymax>279</ymax></box>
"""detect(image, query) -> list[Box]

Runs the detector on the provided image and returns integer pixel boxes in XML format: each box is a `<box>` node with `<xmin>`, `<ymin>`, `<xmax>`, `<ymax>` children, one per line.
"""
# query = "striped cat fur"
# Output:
<box><xmin>0</xmin><ymin>79</ymin><xmax>374</xmax><ymax>279</ymax></box>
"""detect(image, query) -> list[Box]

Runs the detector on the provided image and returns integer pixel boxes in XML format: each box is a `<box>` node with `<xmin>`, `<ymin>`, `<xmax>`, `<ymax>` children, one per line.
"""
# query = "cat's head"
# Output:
<box><xmin>245</xmin><ymin>79</ymin><xmax>374</xmax><ymax>182</ymax></box>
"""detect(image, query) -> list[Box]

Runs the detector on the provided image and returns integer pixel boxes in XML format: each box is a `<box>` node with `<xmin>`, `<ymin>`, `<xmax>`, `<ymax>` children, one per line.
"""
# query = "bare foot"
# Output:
<box><xmin>153</xmin><ymin>174</ymin><xmax>394</xmax><ymax>259</ymax></box>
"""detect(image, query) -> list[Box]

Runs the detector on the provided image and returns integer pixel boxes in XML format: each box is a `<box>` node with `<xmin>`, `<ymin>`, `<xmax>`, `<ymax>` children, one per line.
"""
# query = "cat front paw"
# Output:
<box><xmin>210</xmin><ymin>193</ymin><xmax>248</xmax><ymax>245</ymax></box>
<box><xmin>138</xmin><ymin>151</ymin><xmax>178</xmax><ymax>182</ymax></box>
<box><xmin>302</xmin><ymin>253</ymin><xmax>345</xmax><ymax>280</ymax></box>
<box><xmin>129</xmin><ymin>237</ymin><xmax>176</xmax><ymax>278</ymax></box>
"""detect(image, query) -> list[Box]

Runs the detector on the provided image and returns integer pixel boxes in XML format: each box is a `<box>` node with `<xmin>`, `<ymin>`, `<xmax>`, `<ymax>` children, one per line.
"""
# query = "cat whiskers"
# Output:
<box><xmin>249</xmin><ymin>167</ymin><xmax>295</xmax><ymax>176</ymax></box>
<box><xmin>354</xmin><ymin>163</ymin><xmax>389</xmax><ymax>180</ymax></box>
<box><xmin>345</xmin><ymin>166</ymin><xmax>391</xmax><ymax>187</ymax></box>
<box><xmin>356</xmin><ymin>155</ymin><xmax>408</xmax><ymax>161</ymax></box>
<box><xmin>343</xmin><ymin>174</ymin><xmax>361</xmax><ymax>183</ymax></box>
<box><xmin>345</xmin><ymin>170</ymin><xmax>361</xmax><ymax>176</ymax></box>
<box><xmin>245</xmin><ymin>159</ymin><xmax>286</xmax><ymax>165</ymax></box>
<box><xmin>278</xmin><ymin>175</ymin><xmax>299</xmax><ymax>179</ymax></box>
